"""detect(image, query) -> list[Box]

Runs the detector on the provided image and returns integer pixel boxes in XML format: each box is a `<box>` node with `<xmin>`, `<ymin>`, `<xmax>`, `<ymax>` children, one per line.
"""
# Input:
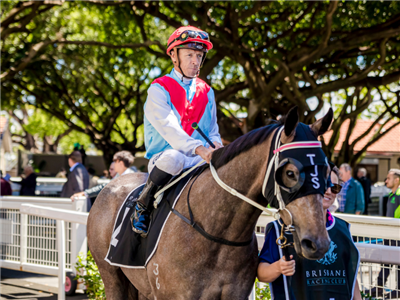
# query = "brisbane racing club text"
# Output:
<box><xmin>306</xmin><ymin>269</ymin><xmax>346</xmax><ymax>286</ymax></box>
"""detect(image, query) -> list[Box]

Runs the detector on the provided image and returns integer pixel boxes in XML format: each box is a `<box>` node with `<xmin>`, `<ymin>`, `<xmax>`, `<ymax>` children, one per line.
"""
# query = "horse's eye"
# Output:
<box><xmin>286</xmin><ymin>170</ymin><xmax>295</xmax><ymax>179</ymax></box>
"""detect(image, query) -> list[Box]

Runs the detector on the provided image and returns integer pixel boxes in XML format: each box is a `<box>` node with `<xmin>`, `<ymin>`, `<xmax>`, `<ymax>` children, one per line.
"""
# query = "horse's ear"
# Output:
<box><xmin>310</xmin><ymin>108</ymin><xmax>334</xmax><ymax>136</ymax></box>
<box><xmin>281</xmin><ymin>106</ymin><xmax>299</xmax><ymax>144</ymax></box>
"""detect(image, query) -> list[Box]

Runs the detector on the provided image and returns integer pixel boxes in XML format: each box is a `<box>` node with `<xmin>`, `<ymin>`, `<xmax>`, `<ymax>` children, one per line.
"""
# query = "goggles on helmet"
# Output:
<box><xmin>167</xmin><ymin>30</ymin><xmax>210</xmax><ymax>49</ymax></box>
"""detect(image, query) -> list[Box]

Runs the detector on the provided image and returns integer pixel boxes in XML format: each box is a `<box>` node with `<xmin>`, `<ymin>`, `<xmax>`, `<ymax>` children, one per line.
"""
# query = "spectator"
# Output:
<box><xmin>356</xmin><ymin>167</ymin><xmax>371</xmax><ymax>215</ymax></box>
<box><xmin>385</xmin><ymin>168</ymin><xmax>400</xmax><ymax>218</ymax></box>
<box><xmin>56</xmin><ymin>167</ymin><xmax>67</xmax><ymax>178</ymax></box>
<box><xmin>19</xmin><ymin>165</ymin><xmax>37</xmax><ymax>196</ymax></box>
<box><xmin>337</xmin><ymin>163</ymin><xmax>365</xmax><ymax>214</ymax></box>
<box><xmin>109</xmin><ymin>162</ymin><xmax>117</xmax><ymax>178</ymax></box>
<box><xmin>61</xmin><ymin>151</ymin><xmax>89</xmax><ymax>198</ymax></box>
<box><xmin>113</xmin><ymin>151</ymin><xmax>136</xmax><ymax>178</ymax></box>
<box><xmin>101</xmin><ymin>169</ymin><xmax>110</xmax><ymax>179</ymax></box>
<box><xmin>365</xmin><ymin>169</ymin><xmax>400</xmax><ymax>298</ymax></box>
<box><xmin>87</xmin><ymin>167</ymin><xmax>99</xmax><ymax>189</ymax></box>
<box><xmin>0</xmin><ymin>170</ymin><xmax>12</xmax><ymax>196</ymax></box>
<box><xmin>71</xmin><ymin>151</ymin><xmax>135</xmax><ymax>209</ymax></box>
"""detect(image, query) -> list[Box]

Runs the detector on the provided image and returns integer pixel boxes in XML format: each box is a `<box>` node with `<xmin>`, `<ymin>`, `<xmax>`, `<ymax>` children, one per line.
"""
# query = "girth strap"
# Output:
<box><xmin>168</xmin><ymin>167</ymin><xmax>253</xmax><ymax>247</ymax></box>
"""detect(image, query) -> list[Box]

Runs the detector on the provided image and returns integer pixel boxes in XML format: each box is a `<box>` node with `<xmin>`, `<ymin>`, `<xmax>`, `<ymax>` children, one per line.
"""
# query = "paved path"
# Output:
<box><xmin>1</xmin><ymin>269</ymin><xmax>88</xmax><ymax>300</ymax></box>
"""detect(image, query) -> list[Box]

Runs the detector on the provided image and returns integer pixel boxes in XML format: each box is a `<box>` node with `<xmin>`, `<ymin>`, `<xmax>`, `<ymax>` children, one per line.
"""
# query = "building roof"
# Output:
<box><xmin>323</xmin><ymin>119</ymin><xmax>400</xmax><ymax>154</ymax></box>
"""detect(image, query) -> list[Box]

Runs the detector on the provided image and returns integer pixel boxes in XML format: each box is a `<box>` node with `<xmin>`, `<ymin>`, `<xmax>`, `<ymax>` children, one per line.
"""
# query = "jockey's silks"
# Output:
<box><xmin>265</xmin><ymin>217</ymin><xmax>360</xmax><ymax>300</ymax></box>
<box><xmin>152</xmin><ymin>76</ymin><xmax>210</xmax><ymax>136</ymax></box>
<box><xmin>143</xmin><ymin>69</ymin><xmax>221</xmax><ymax>159</ymax></box>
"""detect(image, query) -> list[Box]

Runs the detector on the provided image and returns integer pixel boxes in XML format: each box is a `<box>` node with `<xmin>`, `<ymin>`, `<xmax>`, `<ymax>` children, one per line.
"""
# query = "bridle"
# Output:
<box><xmin>210</xmin><ymin>126</ymin><xmax>324</xmax><ymax>227</ymax></box>
<box><xmin>261</xmin><ymin>127</ymin><xmax>324</xmax><ymax>211</ymax></box>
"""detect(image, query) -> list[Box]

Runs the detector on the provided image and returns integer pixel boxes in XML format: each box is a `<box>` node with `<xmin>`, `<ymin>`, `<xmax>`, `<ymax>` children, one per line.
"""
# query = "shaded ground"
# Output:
<box><xmin>0</xmin><ymin>269</ymin><xmax>88</xmax><ymax>300</ymax></box>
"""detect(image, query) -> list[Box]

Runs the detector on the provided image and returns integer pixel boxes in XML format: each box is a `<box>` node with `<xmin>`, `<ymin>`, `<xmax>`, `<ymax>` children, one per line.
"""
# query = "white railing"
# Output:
<box><xmin>2</xmin><ymin>198</ymin><xmax>399</xmax><ymax>299</ymax></box>
<box><xmin>0</xmin><ymin>196</ymin><xmax>87</xmax><ymax>277</ymax></box>
<box><xmin>10</xmin><ymin>177</ymin><xmax>111</xmax><ymax>196</ymax></box>
<box><xmin>19</xmin><ymin>204</ymin><xmax>88</xmax><ymax>300</ymax></box>
<box><xmin>11</xmin><ymin>177</ymin><xmax>111</xmax><ymax>184</ymax></box>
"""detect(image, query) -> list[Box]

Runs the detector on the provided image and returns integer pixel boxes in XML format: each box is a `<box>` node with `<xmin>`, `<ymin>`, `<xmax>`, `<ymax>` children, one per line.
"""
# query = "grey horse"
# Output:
<box><xmin>87</xmin><ymin>107</ymin><xmax>333</xmax><ymax>299</ymax></box>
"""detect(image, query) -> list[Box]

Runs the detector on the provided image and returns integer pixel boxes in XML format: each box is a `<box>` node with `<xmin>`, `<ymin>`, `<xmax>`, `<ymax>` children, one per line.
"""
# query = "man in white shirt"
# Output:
<box><xmin>131</xmin><ymin>26</ymin><xmax>223</xmax><ymax>237</ymax></box>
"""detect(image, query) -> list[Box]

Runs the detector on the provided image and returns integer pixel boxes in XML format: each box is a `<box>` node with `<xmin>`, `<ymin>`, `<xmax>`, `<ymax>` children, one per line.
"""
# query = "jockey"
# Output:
<box><xmin>131</xmin><ymin>26</ymin><xmax>223</xmax><ymax>237</ymax></box>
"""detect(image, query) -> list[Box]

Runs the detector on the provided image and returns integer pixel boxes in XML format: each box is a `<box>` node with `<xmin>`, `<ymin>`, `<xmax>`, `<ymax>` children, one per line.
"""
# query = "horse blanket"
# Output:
<box><xmin>105</xmin><ymin>167</ymin><xmax>204</xmax><ymax>268</ymax></box>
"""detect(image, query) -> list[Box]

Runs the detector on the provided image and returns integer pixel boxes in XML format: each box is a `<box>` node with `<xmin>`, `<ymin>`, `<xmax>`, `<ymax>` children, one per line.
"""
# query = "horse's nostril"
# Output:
<box><xmin>301</xmin><ymin>239</ymin><xmax>317</xmax><ymax>252</ymax></box>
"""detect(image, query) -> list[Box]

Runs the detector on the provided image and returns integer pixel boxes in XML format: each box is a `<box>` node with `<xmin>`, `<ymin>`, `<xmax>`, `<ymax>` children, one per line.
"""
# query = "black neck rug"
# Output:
<box><xmin>105</xmin><ymin>166</ymin><xmax>204</xmax><ymax>268</ymax></box>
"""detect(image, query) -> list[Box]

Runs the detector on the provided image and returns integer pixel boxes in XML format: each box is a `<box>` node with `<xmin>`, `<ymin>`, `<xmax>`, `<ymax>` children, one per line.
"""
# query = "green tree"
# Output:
<box><xmin>2</xmin><ymin>1</ymin><xmax>400</xmax><ymax>164</ymax></box>
<box><xmin>323</xmin><ymin>83</ymin><xmax>400</xmax><ymax>167</ymax></box>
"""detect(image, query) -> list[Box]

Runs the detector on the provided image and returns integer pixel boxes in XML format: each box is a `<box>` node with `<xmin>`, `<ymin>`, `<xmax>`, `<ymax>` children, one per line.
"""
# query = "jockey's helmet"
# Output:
<box><xmin>166</xmin><ymin>26</ymin><xmax>213</xmax><ymax>55</ymax></box>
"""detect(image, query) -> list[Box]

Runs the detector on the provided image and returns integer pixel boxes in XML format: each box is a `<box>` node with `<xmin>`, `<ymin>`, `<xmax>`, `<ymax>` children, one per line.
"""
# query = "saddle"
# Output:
<box><xmin>105</xmin><ymin>166</ymin><xmax>206</xmax><ymax>268</ymax></box>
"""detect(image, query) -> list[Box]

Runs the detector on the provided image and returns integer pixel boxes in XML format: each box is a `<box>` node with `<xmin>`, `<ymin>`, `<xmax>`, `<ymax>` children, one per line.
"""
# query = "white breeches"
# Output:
<box><xmin>148</xmin><ymin>149</ymin><xmax>204</xmax><ymax>175</ymax></box>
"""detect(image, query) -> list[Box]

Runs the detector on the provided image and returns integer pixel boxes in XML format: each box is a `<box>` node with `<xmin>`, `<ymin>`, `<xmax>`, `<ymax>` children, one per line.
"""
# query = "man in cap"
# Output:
<box><xmin>131</xmin><ymin>26</ymin><xmax>223</xmax><ymax>237</ymax></box>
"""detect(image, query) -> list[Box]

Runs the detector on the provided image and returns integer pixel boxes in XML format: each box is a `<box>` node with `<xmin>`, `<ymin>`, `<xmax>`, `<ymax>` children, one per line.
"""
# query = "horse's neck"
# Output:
<box><xmin>193</xmin><ymin>139</ymin><xmax>273</xmax><ymax>243</ymax></box>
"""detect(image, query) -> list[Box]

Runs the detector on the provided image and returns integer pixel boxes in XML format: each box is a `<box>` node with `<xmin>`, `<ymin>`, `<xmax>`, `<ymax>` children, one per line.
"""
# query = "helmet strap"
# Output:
<box><xmin>198</xmin><ymin>52</ymin><xmax>207</xmax><ymax>76</ymax></box>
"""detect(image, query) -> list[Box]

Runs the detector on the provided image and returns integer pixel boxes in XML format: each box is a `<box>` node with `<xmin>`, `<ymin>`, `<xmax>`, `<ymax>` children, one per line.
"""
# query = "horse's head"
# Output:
<box><xmin>264</xmin><ymin>107</ymin><xmax>333</xmax><ymax>260</ymax></box>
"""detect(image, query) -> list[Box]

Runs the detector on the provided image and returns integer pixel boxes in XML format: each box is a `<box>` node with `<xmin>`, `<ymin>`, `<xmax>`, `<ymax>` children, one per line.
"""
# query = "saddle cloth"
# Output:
<box><xmin>105</xmin><ymin>166</ymin><xmax>205</xmax><ymax>268</ymax></box>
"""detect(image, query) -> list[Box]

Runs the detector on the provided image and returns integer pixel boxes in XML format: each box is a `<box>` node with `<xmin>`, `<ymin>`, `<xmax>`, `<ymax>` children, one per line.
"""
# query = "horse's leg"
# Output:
<box><xmin>88</xmin><ymin>215</ymin><xmax>139</xmax><ymax>300</ymax></box>
<box><xmin>87</xmin><ymin>173</ymin><xmax>150</xmax><ymax>300</ymax></box>
<box><xmin>94</xmin><ymin>258</ymin><xmax>139</xmax><ymax>300</ymax></box>
<box><xmin>121</xmin><ymin>268</ymin><xmax>153</xmax><ymax>299</ymax></box>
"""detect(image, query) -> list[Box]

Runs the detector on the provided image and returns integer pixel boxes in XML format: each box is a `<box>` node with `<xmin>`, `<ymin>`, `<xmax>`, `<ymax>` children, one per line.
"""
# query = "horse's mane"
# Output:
<box><xmin>211</xmin><ymin>118</ymin><xmax>285</xmax><ymax>169</ymax></box>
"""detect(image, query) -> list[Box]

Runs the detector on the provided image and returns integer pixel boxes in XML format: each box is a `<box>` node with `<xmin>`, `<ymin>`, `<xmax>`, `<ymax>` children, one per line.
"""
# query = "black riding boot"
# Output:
<box><xmin>131</xmin><ymin>166</ymin><xmax>172</xmax><ymax>238</ymax></box>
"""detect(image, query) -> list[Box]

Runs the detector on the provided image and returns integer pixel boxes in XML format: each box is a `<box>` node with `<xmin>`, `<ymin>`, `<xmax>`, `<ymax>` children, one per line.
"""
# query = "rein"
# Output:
<box><xmin>169</xmin><ymin>168</ymin><xmax>253</xmax><ymax>247</ymax></box>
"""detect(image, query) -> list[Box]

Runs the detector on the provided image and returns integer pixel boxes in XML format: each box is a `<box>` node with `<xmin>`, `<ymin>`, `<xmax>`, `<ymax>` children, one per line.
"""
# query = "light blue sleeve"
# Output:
<box><xmin>207</xmin><ymin>88</ymin><xmax>222</xmax><ymax>145</ymax></box>
<box><xmin>144</xmin><ymin>84</ymin><xmax>203</xmax><ymax>156</ymax></box>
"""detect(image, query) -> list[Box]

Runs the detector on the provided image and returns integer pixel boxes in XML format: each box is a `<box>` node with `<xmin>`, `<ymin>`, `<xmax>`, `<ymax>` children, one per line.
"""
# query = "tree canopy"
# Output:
<box><xmin>2</xmin><ymin>1</ymin><xmax>399</xmax><ymax>165</ymax></box>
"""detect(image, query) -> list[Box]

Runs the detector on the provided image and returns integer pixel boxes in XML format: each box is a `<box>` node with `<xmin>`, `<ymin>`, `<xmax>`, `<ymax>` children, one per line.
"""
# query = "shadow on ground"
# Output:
<box><xmin>1</xmin><ymin>269</ymin><xmax>88</xmax><ymax>300</ymax></box>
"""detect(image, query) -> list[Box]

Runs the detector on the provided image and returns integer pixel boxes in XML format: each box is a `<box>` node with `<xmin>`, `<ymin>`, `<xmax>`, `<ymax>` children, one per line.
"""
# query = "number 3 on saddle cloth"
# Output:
<box><xmin>105</xmin><ymin>166</ymin><xmax>206</xmax><ymax>268</ymax></box>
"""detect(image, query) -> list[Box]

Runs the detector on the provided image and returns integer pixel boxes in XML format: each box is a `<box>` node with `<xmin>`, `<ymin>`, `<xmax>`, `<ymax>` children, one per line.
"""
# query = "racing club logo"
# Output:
<box><xmin>317</xmin><ymin>241</ymin><xmax>337</xmax><ymax>265</ymax></box>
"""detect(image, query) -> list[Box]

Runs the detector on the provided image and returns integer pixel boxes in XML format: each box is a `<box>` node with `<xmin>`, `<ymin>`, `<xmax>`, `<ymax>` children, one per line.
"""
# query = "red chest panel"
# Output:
<box><xmin>152</xmin><ymin>76</ymin><xmax>210</xmax><ymax>136</ymax></box>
